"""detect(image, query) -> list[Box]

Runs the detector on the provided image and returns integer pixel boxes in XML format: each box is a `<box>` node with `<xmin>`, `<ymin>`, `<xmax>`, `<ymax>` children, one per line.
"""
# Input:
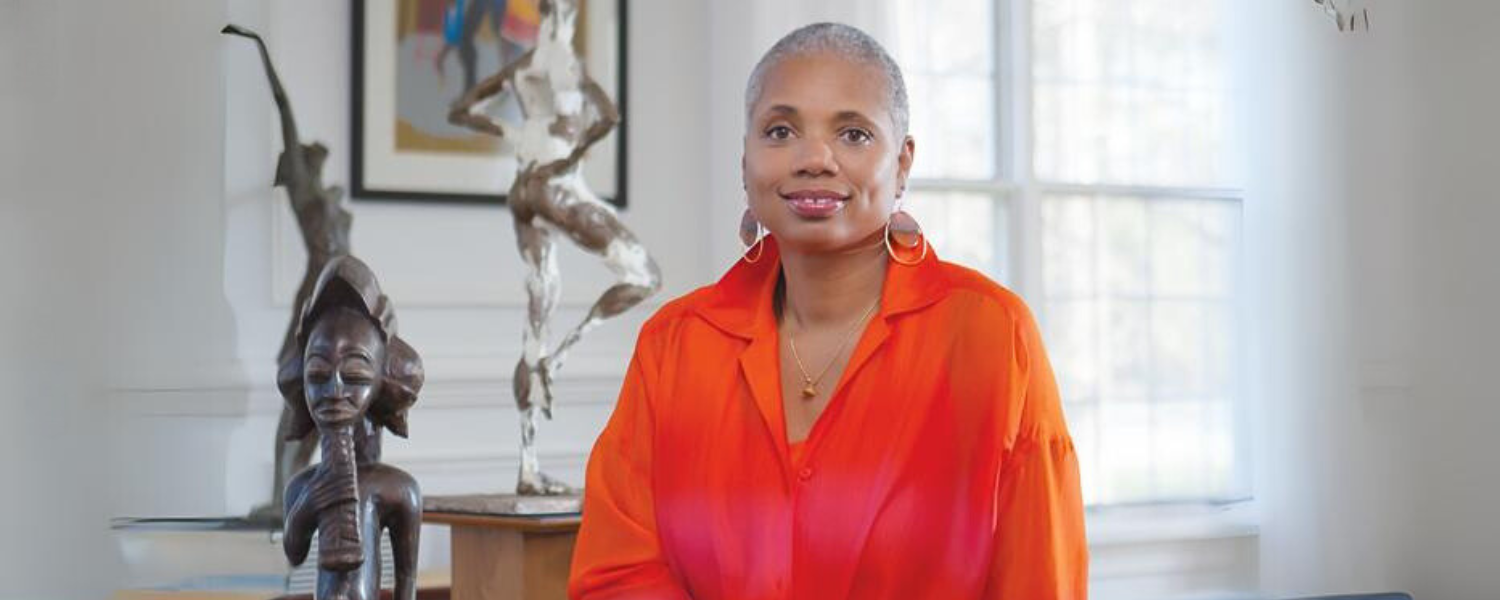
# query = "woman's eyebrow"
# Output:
<box><xmin>833</xmin><ymin>110</ymin><xmax>875</xmax><ymax>124</ymax></box>
<box><xmin>764</xmin><ymin>104</ymin><xmax>798</xmax><ymax>118</ymax></box>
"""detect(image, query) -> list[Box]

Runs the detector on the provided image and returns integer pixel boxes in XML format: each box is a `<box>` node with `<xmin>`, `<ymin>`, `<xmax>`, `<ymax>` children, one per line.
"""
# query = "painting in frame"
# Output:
<box><xmin>352</xmin><ymin>0</ymin><xmax>626</xmax><ymax>206</ymax></box>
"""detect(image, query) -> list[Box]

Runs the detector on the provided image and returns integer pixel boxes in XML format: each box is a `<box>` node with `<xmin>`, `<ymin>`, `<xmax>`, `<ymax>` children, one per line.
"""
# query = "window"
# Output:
<box><xmin>894</xmin><ymin>0</ymin><xmax>1246</xmax><ymax>506</ymax></box>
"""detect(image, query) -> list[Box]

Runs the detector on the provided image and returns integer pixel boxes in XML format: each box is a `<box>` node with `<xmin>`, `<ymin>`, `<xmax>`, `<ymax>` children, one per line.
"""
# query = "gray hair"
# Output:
<box><xmin>744</xmin><ymin>22</ymin><xmax>910</xmax><ymax>138</ymax></box>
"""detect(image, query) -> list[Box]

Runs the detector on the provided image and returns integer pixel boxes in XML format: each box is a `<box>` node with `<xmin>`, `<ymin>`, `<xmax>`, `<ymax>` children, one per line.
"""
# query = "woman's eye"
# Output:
<box><xmin>307</xmin><ymin>370</ymin><xmax>332</xmax><ymax>383</ymax></box>
<box><xmin>840</xmin><ymin>128</ymin><xmax>873</xmax><ymax>144</ymax></box>
<box><xmin>342</xmin><ymin>370</ymin><xmax>375</xmax><ymax>384</ymax></box>
<box><xmin>765</xmin><ymin>125</ymin><xmax>793</xmax><ymax>140</ymax></box>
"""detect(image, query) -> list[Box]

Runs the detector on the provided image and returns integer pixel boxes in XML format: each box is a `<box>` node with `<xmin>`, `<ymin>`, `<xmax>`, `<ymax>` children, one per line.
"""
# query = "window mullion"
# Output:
<box><xmin>1008</xmin><ymin>0</ymin><xmax>1044</xmax><ymax>306</ymax></box>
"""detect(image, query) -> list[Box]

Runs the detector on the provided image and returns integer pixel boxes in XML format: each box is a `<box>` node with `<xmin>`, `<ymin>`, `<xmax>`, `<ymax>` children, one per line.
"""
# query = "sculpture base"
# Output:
<box><xmin>424</xmin><ymin>493</ymin><xmax>581</xmax><ymax>517</ymax></box>
<box><xmin>424</xmin><ymin>495</ymin><xmax>583</xmax><ymax>600</ymax></box>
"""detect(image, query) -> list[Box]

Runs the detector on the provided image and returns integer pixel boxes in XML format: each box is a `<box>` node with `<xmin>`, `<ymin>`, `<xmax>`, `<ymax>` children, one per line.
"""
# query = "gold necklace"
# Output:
<box><xmin>788</xmin><ymin>300</ymin><xmax>880</xmax><ymax>399</ymax></box>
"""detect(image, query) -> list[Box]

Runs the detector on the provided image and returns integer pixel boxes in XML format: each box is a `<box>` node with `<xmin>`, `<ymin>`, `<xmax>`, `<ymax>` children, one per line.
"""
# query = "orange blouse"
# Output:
<box><xmin>568</xmin><ymin>236</ymin><xmax>1088</xmax><ymax>599</ymax></box>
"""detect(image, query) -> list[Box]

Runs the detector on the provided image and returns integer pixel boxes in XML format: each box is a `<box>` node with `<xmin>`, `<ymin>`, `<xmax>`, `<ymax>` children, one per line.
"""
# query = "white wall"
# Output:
<box><xmin>1239</xmin><ymin>2</ymin><xmax>1500</xmax><ymax>599</ymax></box>
<box><xmin>0</xmin><ymin>0</ymin><xmax>708</xmax><ymax>593</ymax></box>
<box><xmin>1398</xmin><ymin>2</ymin><xmax>1500</xmax><ymax>597</ymax></box>
<box><xmin>0</xmin><ymin>2</ymin><xmax>120</xmax><ymax>597</ymax></box>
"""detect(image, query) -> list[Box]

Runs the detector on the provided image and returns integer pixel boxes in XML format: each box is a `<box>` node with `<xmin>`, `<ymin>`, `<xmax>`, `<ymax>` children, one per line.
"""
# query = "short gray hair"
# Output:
<box><xmin>744</xmin><ymin>22</ymin><xmax>910</xmax><ymax>138</ymax></box>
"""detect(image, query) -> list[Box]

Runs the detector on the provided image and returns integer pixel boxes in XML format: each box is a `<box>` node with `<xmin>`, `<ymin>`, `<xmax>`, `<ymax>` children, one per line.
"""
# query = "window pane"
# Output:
<box><xmin>1066</xmin><ymin>402</ymin><xmax>1102</xmax><ymax>503</ymax></box>
<box><xmin>1098</xmin><ymin>198</ymin><xmax>1148</xmax><ymax>296</ymax></box>
<box><xmin>1042</xmin><ymin>194</ymin><xmax>1241</xmax><ymax>504</ymax></box>
<box><xmin>1101</xmin><ymin>298</ymin><xmax>1149</xmax><ymax>400</ymax></box>
<box><xmin>894</xmin><ymin>0</ymin><xmax>994</xmax><ymax>75</ymax></box>
<box><xmin>1153</xmin><ymin>401</ymin><xmax>1209</xmax><ymax>499</ymax></box>
<box><xmin>1151</xmin><ymin>300</ymin><xmax>1208</xmax><ymax>398</ymax></box>
<box><xmin>1032</xmin><ymin>0</ymin><xmax>1231</xmax><ymax>187</ymax></box>
<box><xmin>906</xmin><ymin>75</ymin><xmax>996</xmax><ymax>180</ymax></box>
<box><xmin>1041</xmin><ymin>195</ymin><xmax>1095</xmax><ymax>297</ymax></box>
<box><xmin>895</xmin><ymin>0</ymin><xmax>996</xmax><ymax>180</ymax></box>
<box><xmin>903</xmin><ymin>190</ymin><xmax>1002</xmax><ymax>277</ymax></box>
<box><xmin>1098</xmin><ymin>400</ymin><xmax>1151</xmax><ymax>502</ymax></box>
<box><xmin>1048</xmin><ymin>298</ymin><xmax>1098</xmax><ymax>403</ymax></box>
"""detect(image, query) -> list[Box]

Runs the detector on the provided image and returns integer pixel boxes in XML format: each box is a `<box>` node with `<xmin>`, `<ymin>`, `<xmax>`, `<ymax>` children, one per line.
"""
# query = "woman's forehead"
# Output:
<box><xmin>752</xmin><ymin>53</ymin><xmax>893</xmax><ymax>122</ymax></box>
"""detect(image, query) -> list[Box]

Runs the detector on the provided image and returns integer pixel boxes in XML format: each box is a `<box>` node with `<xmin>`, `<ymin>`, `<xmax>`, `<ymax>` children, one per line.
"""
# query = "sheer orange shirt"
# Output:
<box><xmin>568</xmin><ymin>236</ymin><xmax>1088</xmax><ymax>599</ymax></box>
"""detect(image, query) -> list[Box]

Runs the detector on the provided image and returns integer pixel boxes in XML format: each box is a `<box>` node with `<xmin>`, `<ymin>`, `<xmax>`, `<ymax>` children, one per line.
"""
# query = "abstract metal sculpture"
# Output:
<box><xmin>448</xmin><ymin>0</ymin><xmax>660</xmax><ymax>496</ymax></box>
<box><xmin>280</xmin><ymin>256</ymin><xmax>424</xmax><ymax>600</ymax></box>
<box><xmin>223</xmin><ymin>24</ymin><xmax>355</xmax><ymax>523</ymax></box>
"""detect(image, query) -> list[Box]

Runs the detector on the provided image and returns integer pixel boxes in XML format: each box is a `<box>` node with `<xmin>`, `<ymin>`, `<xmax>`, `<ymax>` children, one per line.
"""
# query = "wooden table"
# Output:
<box><xmin>424</xmin><ymin>511</ymin><xmax>582</xmax><ymax>600</ymax></box>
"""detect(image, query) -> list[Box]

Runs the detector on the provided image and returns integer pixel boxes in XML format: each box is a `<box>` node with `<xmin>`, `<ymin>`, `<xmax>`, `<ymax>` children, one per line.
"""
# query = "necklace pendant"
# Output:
<box><xmin>801</xmin><ymin>385</ymin><xmax>818</xmax><ymax>398</ymax></box>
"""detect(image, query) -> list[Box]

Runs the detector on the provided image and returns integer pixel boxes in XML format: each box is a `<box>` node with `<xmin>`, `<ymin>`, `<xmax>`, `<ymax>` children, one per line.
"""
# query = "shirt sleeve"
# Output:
<box><xmin>568</xmin><ymin>332</ymin><xmax>693</xmax><ymax>600</ymax></box>
<box><xmin>982</xmin><ymin>305</ymin><xmax>1090</xmax><ymax>599</ymax></box>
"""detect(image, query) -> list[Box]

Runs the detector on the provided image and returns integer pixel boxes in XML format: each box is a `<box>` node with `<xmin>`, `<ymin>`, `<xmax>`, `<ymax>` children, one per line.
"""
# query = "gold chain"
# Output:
<box><xmin>788</xmin><ymin>300</ymin><xmax>880</xmax><ymax>399</ymax></box>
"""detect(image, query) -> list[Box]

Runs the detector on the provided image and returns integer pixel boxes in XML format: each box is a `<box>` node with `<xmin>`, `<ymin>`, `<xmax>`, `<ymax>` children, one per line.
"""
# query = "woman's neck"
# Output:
<box><xmin>776</xmin><ymin>233</ymin><xmax>887</xmax><ymax>329</ymax></box>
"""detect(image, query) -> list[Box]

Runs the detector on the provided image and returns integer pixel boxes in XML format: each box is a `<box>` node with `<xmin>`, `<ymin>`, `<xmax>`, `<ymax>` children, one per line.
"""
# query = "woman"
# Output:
<box><xmin>569</xmin><ymin>23</ymin><xmax>1087</xmax><ymax>599</ymax></box>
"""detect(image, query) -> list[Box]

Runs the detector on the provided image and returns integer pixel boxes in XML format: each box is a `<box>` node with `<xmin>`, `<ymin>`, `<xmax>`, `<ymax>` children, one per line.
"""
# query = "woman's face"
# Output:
<box><xmin>743</xmin><ymin>52</ymin><xmax>914</xmax><ymax>255</ymax></box>
<box><xmin>304</xmin><ymin>308</ymin><xmax>386</xmax><ymax>428</ymax></box>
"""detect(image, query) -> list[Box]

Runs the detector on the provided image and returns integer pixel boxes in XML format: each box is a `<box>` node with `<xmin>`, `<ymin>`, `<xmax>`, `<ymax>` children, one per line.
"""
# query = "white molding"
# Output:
<box><xmin>392</xmin><ymin>450</ymin><xmax>591</xmax><ymax>495</ymax></box>
<box><xmin>112</xmin><ymin>371</ymin><xmax>626</xmax><ymax>417</ymax></box>
<box><xmin>1084</xmin><ymin>502</ymin><xmax>1260</xmax><ymax>599</ymax></box>
<box><xmin>1087</xmin><ymin>502</ymin><xmax>1260</xmax><ymax>548</ymax></box>
<box><xmin>392</xmin><ymin>448</ymin><xmax>590</xmax><ymax>469</ymax></box>
<box><xmin>106</xmin><ymin>340</ymin><xmax>636</xmax><ymax>395</ymax></box>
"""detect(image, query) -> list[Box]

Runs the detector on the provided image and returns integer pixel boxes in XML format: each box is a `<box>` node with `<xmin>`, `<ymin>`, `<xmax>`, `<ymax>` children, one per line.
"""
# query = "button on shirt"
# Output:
<box><xmin>568</xmin><ymin>236</ymin><xmax>1089</xmax><ymax>600</ymax></box>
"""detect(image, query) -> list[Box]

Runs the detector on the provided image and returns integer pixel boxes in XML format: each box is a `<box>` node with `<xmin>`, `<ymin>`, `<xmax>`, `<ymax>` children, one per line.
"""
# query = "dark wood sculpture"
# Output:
<box><xmin>279</xmin><ymin>255</ymin><xmax>424</xmax><ymax>600</ymax></box>
<box><xmin>223</xmin><ymin>24</ymin><xmax>355</xmax><ymax>523</ymax></box>
<box><xmin>448</xmin><ymin>0</ymin><xmax>660</xmax><ymax>496</ymax></box>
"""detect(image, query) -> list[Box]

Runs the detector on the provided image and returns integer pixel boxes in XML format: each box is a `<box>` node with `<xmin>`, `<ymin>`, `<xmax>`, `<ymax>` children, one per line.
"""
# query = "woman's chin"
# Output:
<box><xmin>771</xmin><ymin>225</ymin><xmax>882</xmax><ymax>256</ymax></box>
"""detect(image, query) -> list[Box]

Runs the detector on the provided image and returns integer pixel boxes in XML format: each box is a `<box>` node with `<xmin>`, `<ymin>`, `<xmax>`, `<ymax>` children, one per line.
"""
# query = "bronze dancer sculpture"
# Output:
<box><xmin>223</xmin><ymin>24</ymin><xmax>355</xmax><ymax>522</ymax></box>
<box><xmin>448</xmin><ymin>0</ymin><xmax>660</xmax><ymax>495</ymax></box>
<box><xmin>280</xmin><ymin>256</ymin><xmax>424</xmax><ymax>600</ymax></box>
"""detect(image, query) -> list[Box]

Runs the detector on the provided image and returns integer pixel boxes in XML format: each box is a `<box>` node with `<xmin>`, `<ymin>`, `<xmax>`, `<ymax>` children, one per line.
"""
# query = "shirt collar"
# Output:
<box><xmin>694</xmin><ymin>234</ymin><xmax>952</xmax><ymax>339</ymax></box>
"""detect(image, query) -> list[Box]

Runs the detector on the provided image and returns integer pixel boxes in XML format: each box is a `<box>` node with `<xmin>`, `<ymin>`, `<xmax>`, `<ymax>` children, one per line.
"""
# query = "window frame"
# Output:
<box><xmin>904</xmin><ymin>0</ymin><xmax>1253</xmax><ymax>512</ymax></box>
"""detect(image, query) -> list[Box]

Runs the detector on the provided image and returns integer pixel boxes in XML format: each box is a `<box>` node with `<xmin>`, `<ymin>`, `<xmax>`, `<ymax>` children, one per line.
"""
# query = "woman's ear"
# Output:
<box><xmin>897</xmin><ymin>135</ymin><xmax>916</xmax><ymax>194</ymax></box>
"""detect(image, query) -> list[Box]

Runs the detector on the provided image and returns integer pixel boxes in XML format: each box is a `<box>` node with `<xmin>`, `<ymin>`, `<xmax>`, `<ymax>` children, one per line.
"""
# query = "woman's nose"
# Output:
<box><xmin>794</xmin><ymin>138</ymin><xmax>838</xmax><ymax>176</ymax></box>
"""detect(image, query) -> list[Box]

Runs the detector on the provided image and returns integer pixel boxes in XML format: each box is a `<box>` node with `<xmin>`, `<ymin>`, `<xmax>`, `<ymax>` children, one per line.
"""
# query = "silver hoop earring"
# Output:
<box><xmin>740</xmin><ymin>208</ymin><xmax>766</xmax><ymax>264</ymax></box>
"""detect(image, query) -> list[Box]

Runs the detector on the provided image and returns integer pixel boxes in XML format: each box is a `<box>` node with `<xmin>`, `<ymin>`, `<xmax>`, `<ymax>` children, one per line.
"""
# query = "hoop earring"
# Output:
<box><xmin>884</xmin><ymin>209</ymin><xmax>928</xmax><ymax>266</ymax></box>
<box><xmin>740</xmin><ymin>208</ymin><xmax>766</xmax><ymax>264</ymax></box>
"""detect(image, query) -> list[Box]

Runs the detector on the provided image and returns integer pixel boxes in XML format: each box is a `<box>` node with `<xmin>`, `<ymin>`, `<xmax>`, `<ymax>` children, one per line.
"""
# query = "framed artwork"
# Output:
<box><xmin>352</xmin><ymin>0</ymin><xmax>627</xmax><ymax>205</ymax></box>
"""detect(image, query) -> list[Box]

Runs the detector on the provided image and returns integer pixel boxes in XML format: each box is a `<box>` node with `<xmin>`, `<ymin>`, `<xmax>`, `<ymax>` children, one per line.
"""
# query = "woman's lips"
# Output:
<box><xmin>782</xmin><ymin>192</ymin><xmax>848</xmax><ymax>218</ymax></box>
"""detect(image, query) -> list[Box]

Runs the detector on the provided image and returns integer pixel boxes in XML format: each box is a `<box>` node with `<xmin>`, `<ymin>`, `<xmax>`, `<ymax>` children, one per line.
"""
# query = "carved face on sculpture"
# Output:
<box><xmin>279</xmin><ymin>256</ymin><xmax>424</xmax><ymax>440</ymax></box>
<box><xmin>538</xmin><ymin>0</ymin><xmax>578</xmax><ymax>45</ymax></box>
<box><xmin>742</xmin><ymin>48</ymin><xmax>915</xmax><ymax>256</ymax></box>
<box><xmin>303</xmin><ymin>308</ymin><xmax>387</xmax><ymax>428</ymax></box>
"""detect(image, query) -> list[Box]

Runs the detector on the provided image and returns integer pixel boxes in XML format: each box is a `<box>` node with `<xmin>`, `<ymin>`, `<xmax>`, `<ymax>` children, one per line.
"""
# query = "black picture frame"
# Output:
<box><xmin>351</xmin><ymin>0</ymin><xmax>628</xmax><ymax>207</ymax></box>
